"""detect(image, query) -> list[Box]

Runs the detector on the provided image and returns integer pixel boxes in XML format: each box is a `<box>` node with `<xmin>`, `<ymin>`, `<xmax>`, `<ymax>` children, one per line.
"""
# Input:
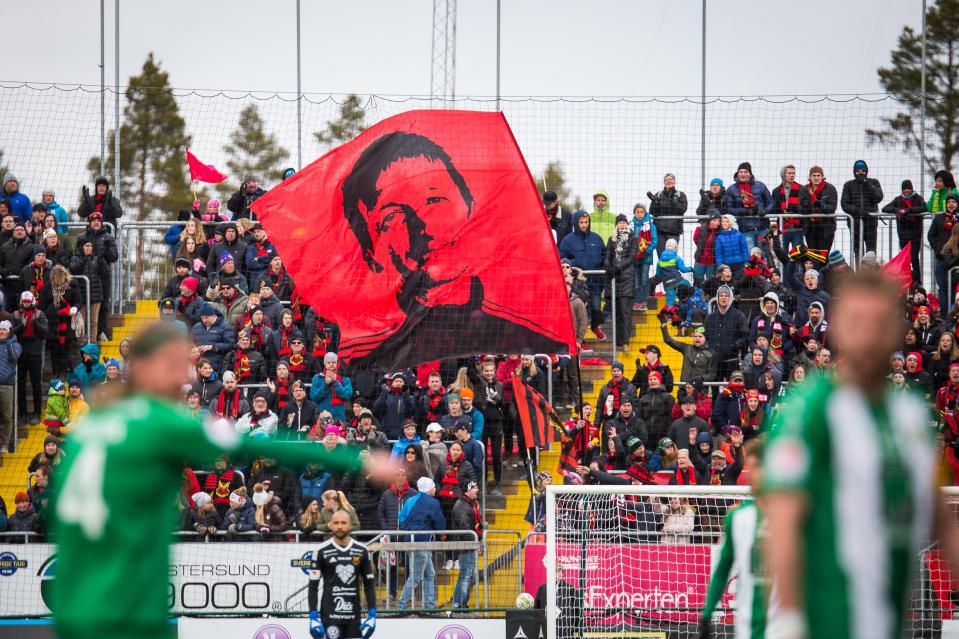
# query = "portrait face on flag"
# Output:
<box><xmin>251</xmin><ymin>110</ymin><xmax>576</xmax><ymax>372</ymax></box>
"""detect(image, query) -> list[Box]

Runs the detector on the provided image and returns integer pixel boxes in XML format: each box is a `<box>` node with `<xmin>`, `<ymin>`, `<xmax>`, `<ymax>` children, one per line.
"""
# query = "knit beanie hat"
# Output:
<box><xmin>737</xmin><ymin>162</ymin><xmax>753</xmax><ymax>175</ymax></box>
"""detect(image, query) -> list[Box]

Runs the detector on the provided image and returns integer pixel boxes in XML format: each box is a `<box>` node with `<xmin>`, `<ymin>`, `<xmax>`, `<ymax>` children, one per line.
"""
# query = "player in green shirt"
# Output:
<box><xmin>52</xmin><ymin>323</ymin><xmax>391</xmax><ymax>639</ymax></box>
<box><xmin>763</xmin><ymin>271</ymin><xmax>959</xmax><ymax>639</ymax></box>
<box><xmin>700</xmin><ymin>441</ymin><xmax>776</xmax><ymax>639</ymax></box>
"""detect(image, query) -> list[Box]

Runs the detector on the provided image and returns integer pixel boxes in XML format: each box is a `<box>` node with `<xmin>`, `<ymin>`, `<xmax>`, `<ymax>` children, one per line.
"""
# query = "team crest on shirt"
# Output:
<box><xmin>335</xmin><ymin>563</ymin><xmax>356</xmax><ymax>584</ymax></box>
<box><xmin>352</xmin><ymin>556</ymin><xmax>361</xmax><ymax>566</ymax></box>
<box><xmin>327</xmin><ymin>626</ymin><xmax>341</xmax><ymax>639</ymax></box>
<box><xmin>765</xmin><ymin>436</ymin><xmax>809</xmax><ymax>483</ymax></box>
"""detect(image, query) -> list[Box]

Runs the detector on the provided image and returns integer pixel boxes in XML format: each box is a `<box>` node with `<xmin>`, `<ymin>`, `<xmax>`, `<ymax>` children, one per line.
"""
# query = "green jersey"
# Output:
<box><xmin>701</xmin><ymin>501</ymin><xmax>774</xmax><ymax>639</ymax></box>
<box><xmin>52</xmin><ymin>394</ymin><xmax>363</xmax><ymax>639</ymax></box>
<box><xmin>763</xmin><ymin>376</ymin><xmax>935</xmax><ymax>639</ymax></box>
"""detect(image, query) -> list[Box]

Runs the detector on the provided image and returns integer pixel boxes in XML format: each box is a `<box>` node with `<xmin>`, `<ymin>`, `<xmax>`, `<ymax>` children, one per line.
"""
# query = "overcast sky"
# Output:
<box><xmin>6</xmin><ymin>0</ymin><xmax>920</xmax><ymax>97</ymax></box>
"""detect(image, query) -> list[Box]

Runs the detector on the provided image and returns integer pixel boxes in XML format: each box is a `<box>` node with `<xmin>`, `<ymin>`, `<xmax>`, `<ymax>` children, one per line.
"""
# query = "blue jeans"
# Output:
<box><xmin>635</xmin><ymin>263</ymin><xmax>651</xmax><ymax>302</ymax></box>
<box><xmin>664</xmin><ymin>283</ymin><xmax>681</xmax><ymax>308</ymax></box>
<box><xmin>742</xmin><ymin>230</ymin><xmax>760</xmax><ymax>251</ymax></box>
<box><xmin>452</xmin><ymin>550</ymin><xmax>477</xmax><ymax>607</ymax></box>
<box><xmin>693</xmin><ymin>264</ymin><xmax>715</xmax><ymax>286</ymax></box>
<box><xmin>397</xmin><ymin>550</ymin><xmax>436</xmax><ymax>609</ymax></box>
<box><xmin>782</xmin><ymin>227</ymin><xmax>805</xmax><ymax>252</ymax></box>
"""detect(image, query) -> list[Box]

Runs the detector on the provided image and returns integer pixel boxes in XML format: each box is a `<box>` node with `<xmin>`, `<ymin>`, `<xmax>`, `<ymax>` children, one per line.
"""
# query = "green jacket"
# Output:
<box><xmin>928</xmin><ymin>187</ymin><xmax>959</xmax><ymax>213</ymax></box>
<box><xmin>590</xmin><ymin>188</ymin><xmax>618</xmax><ymax>242</ymax></box>
<box><xmin>44</xmin><ymin>390</ymin><xmax>71</xmax><ymax>427</ymax></box>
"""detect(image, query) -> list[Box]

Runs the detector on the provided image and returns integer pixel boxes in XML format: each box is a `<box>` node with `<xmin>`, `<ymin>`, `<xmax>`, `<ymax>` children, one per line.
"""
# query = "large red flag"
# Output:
<box><xmin>881</xmin><ymin>241</ymin><xmax>913</xmax><ymax>293</ymax></box>
<box><xmin>185</xmin><ymin>148</ymin><xmax>227</xmax><ymax>184</ymax></box>
<box><xmin>250</xmin><ymin>110</ymin><xmax>576</xmax><ymax>371</ymax></box>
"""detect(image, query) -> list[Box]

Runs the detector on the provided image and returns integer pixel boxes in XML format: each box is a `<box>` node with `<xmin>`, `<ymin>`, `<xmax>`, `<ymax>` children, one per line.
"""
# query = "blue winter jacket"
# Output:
<box><xmin>390</xmin><ymin>434</ymin><xmax>423</xmax><ymax>460</ymax></box>
<box><xmin>309</xmin><ymin>373</ymin><xmax>353</xmax><ymax>422</ymax></box>
<box><xmin>72</xmin><ymin>342</ymin><xmax>105</xmax><ymax>389</ymax></box>
<box><xmin>680</xmin><ymin>287</ymin><xmax>709</xmax><ymax>326</ymax></box>
<box><xmin>559</xmin><ymin>211</ymin><xmax>606</xmax><ymax>290</ymax></box>
<box><xmin>724</xmin><ymin>176</ymin><xmax>772</xmax><ymax>232</ymax></box>
<box><xmin>399</xmin><ymin>492</ymin><xmax>446</xmax><ymax>541</ymax></box>
<box><xmin>0</xmin><ymin>335</ymin><xmax>21</xmax><ymax>385</ymax></box>
<box><xmin>629</xmin><ymin>213</ymin><xmax>658</xmax><ymax>265</ymax></box>
<box><xmin>164</xmin><ymin>223</ymin><xmax>185</xmax><ymax>259</ymax></box>
<box><xmin>219</xmin><ymin>499</ymin><xmax>256</xmax><ymax>533</ymax></box>
<box><xmin>190</xmin><ymin>311</ymin><xmax>235</xmax><ymax>372</ymax></box>
<box><xmin>41</xmin><ymin>201</ymin><xmax>70</xmax><ymax>227</ymax></box>
<box><xmin>655</xmin><ymin>250</ymin><xmax>692</xmax><ymax>284</ymax></box>
<box><xmin>3</xmin><ymin>189</ymin><xmax>31</xmax><ymax>222</ymax></box>
<box><xmin>714</xmin><ymin>229</ymin><xmax>749</xmax><ymax>266</ymax></box>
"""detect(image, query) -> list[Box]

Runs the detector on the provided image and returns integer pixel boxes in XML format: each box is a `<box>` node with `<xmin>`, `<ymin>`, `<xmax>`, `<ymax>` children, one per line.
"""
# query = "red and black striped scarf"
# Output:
<box><xmin>274</xmin><ymin>378</ymin><xmax>291</xmax><ymax>410</ymax></box>
<box><xmin>288</xmin><ymin>352</ymin><xmax>307</xmax><ymax>378</ymax></box>
<box><xmin>203</xmin><ymin>469</ymin><xmax>236</xmax><ymax>506</ymax></box>
<box><xmin>254</xmin><ymin>241</ymin><xmax>269</xmax><ymax>258</ymax></box>
<box><xmin>311</xmin><ymin>319</ymin><xmax>328</xmax><ymax>357</ymax></box>
<box><xmin>777</xmin><ymin>182</ymin><xmax>802</xmax><ymax>228</ymax></box>
<box><xmin>290</xmin><ymin>288</ymin><xmax>303</xmax><ymax>322</ymax></box>
<box><xmin>739</xmin><ymin>181</ymin><xmax>755</xmax><ymax>208</ymax></box>
<box><xmin>215</xmin><ymin>390</ymin><xmax>241</xmax><ymax>419</ymax></box>
<box><xmin>468</xmin><ymin>497</ymin><xmax>483</xmax><ymax>538</ymax></box>
<box><xmin>607</xmin><ymin>379</ymin><xmax>624</xmax><ymax>413</ymax></box>
<box><xmin>246</xmin><ymin>323</ymin><xmax>266</xmax><ymax>352</ymax></box>
<box><xmin>278</xmin><ymin>326</ymin><xmax>295</xmax><ymax>358</ymax></box>
<box><xmin>439</xmin><ymin>452</ymin><xmax>462</xmax><ymax>498</ymax></box>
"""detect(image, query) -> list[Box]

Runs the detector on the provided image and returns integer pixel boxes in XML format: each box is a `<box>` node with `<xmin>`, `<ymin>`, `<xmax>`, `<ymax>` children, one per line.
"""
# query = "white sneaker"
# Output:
<box><xmin>453</xmin><ymin>560</ymin><xmax>460</xmax><ymax>570</ymax></box>
<box><xmin>98</xmin><ymin>333</ymin><xmax>108</xmax><ymax>342</ymax></box>
<box><xmin>445</xmin><ymin>559</ymin><xmax>454</xmax><ymax>570</ymax></box>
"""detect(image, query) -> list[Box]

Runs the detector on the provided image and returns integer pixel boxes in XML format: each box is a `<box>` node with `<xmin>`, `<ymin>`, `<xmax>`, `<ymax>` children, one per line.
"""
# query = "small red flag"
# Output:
<box><xmin>511</xmin><ymin>374</ymin><xmax>559</xmax><ymax>450</ymax></box>
<box><xmin>185</xmin><ymin>148</ymin><xmax>227</xmax><ymax>184</ymax></box>
<box><xmin>881</xmin><ymin>241</ymin><xmax>913</xmax><ymax>293</ymax></box>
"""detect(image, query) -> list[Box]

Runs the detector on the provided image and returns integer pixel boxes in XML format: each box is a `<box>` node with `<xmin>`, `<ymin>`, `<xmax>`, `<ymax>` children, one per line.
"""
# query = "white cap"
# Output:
<box><xmin>222</xmin><ymin>371</ymin><xmax>236</xmax><ymax>382</ymax></box>
<box><xmin>416</xmin><ymin>477</ymin><xmax>435</xmax><ymax>493</ymax></box>
<box><xmin>20</xmin><ymin>290</ymin><xmax>34</xmax><ymax>302</ymax></box>
<box><xmin>42</xmin><ymin>229</ymin><xmax>57</xmax><ymax>239</ymax></box>
<box><xmin>425</xmin><ymin>422</ymin><xmax>443</xmax><ymax>433</ymax></box>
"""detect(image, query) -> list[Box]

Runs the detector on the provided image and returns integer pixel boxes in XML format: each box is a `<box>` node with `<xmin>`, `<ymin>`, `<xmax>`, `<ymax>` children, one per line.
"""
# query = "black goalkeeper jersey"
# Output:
<box><xmin>307</xmin><ymin>538</ymin><xmax>376</xmax><ymax>625</ymax></box>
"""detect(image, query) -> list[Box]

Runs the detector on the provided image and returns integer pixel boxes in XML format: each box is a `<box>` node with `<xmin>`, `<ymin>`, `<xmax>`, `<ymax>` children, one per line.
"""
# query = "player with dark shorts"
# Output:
<box><xmin>308</xmin><ymin>510</ymin><xmax>377</xmax><ymax>639</ymax></box>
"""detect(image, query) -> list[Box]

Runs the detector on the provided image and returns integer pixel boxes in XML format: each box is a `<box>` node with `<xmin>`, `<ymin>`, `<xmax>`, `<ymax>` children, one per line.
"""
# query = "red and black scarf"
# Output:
<box><xmin>739</xmin><ymin>182</ymin><xmax>755</xmax><ymax>208</ymax></box>
<box><xmin>805</xmin><ymin>180</ymin><xmax>827</xmax><ymax>220</ymax></box>
<box><xmin>234</xmin><ymin>349</ymin><xmax>252</xmax><ymax>381</ymax></box>
<box><xmin>278</xmin><ymin>326</ymin><xmax>295</xmax><ymax>359</ymax></box>
<box><xmin>30</xmin><ymin>265</ymin><xmax>45</xmax><ymax>296</ymax></box>
<box><xmin>253</xmin><ymin>240</ymin><xmax>270</xmax><ymax>259</ymax></box>
<box><xmin>215</xmin><ymin>390</ymin><xmax>241</xmax><ymax>419</ymax></box>
<box><xmin>203</xmin><ymin>470</ymin><xmax>236</xmax><ymax>507</ymax></box>
<box><xmin>674</xmin><ymin>466</ymin><xmax>698</xmax><ymax>485</ymax></box>
<box><xmin>54</xmin><ymin>299</ymin><xmax>71</xmax><ymax>345</ymax></box>
<box><xmin>607</xmin><ymin>379</ymin><xmax>624</xmax><ymax>414</ymax></box>
<box><xmin>288</xmin><ymin>352</ymin><xmax>307</xmax><ymax>378</ymax></box>
<box><xmin>425</xmin><ymin>388</ymin><xmax>447</xmax><ymax>423</ymax></box>
<box><xmin>21</xmin><ymin>308</ymin><xmax>37</xmax><ymax>339</ymax></box>
<box><xmin>754</xmin><ymin>317</ymin><xmax>785</xmax><ymax>354</ymax></box>
<box><xmin>439</xmin><ymin>452</ymin><xmax>462</xmax><ymax>499</ymax></box>
<box><xmin>777</xmin><ymin>182</ymin><xmax>801</xmax><ymax>228</ymax></box>
<box><xmin>311</xmin><ymin>319</ymin><xmax>329</xmax><ymax>357</ymax></box>
<box><xmin>246</xmin><ymin>323</ymin><xmax>266</xmax><ymax>352</ymax></box>
<box><xmin>274</xmin><ymin>378</ymin><xmax>291</xmax><ymax>410</ymax></box>
<box><xmin>391</xmin><ymin>481</ymin><xmax>410</xmax><ymax>499</ymax></box>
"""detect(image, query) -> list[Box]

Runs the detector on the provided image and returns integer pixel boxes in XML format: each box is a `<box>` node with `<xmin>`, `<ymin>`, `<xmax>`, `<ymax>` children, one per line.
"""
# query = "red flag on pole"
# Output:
<box><xmin>511</xmin><ymin>374</ymin><xmax>559</xmax><ymax>449</ymax></box>
<box><xmin>185</xmin><ymin>148</ymin><xmax>227</xmax><ymax>184</ymax></box>
<box><xmin>880</xmin><ymin>241</ymin><xmax>913</xmax><ymax>293</ymax></box>
<box><xmin>250</xmin><ymin>110</ymin><xmax>577</xmax><ymax>371</ymax></box>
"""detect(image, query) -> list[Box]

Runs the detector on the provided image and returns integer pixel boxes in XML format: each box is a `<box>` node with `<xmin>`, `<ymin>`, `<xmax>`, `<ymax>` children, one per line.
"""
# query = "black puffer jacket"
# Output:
<box><xmin>695</xmin><ymin>187</ymin><xmax>726</xmax><ymax>216</ymax></box>
<box><xmin>68</xmin><ymin>253</ymin><xmax>108</xmax><ymax>302</ymax></box>
<box><xmin>649</xmin><ymin>188</ymin><xmax>689</xmax><ymax>236</ymax></box>
<box><xmin>604</xmin><ymin>232</ymin><xmax>638</xmax><ymax>298</ymax></box>
<box><xmin>0</xmin><ymin>238</ymin><xmax>34</xmax><ymax>278</ymax></box>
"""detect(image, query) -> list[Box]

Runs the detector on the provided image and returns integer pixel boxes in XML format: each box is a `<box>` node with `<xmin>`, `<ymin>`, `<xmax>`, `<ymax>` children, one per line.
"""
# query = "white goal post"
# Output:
<box><xmin>544</xmin><ymin>484</ymin><xmax>959</xmax><ymax>639</ymax></box>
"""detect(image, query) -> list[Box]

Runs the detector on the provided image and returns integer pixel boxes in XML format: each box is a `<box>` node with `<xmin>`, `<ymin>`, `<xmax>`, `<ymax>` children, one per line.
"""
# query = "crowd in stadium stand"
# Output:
<box><xmin>2</xmin><ymin>159</ymin><xmax>959</xmax><ymax>603</ymax></box>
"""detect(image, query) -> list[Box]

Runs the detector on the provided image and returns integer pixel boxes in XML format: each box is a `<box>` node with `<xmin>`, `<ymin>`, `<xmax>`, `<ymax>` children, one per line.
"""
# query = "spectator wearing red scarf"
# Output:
<box><xmin>78</xmin><ymin>176</ymin><xmax>123</xmax><ymax>228</ymax></box>
<box><xmin>14</xmin><ymin>289</ymin><xmax>48</xmax><ymax>424</ymax></box>
<box><xmin>594</xmin><ymin>360</ymin><xmax>637</xmax><ymax>427</ymax></box>
<box><xmin>208</xmin><ymin>371</ymin><xmax>250</xmax><ymax>420</ymax></box>
<box><xmin>799</xmin><ymin>165</ymin><xmax>839</xmax><ymax>253</ymax></box>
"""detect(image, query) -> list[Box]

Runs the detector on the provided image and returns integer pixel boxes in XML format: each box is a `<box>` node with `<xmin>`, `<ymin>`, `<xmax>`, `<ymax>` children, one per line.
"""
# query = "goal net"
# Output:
<box><xmin>542</xmin><ymin>485</ymin><xmax>959</xmax><ymax>639</ymax></box>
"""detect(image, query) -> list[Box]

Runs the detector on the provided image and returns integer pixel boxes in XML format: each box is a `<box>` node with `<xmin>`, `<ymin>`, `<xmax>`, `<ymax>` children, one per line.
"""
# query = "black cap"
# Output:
<box><xmin>175</xmin><ymin>258</ymin><xmax>190</xmax><ymax>269</ymax></box>
<box><xmin>615</xmin><ymin>213</ymin><xmax>629</xmax><ymax>224</ymax></box>
<box><xmin>902</xmin><ymin>179</ymin><xmax>914</xmax><ymax>192</ymax></box>
<box><xmin>642</xmin><ymin>344</ymin><xmax>661</xmax><ymax>356</ymax></box>
<box><xmin>680</xmin><ymin>395</ymin><xmax>696</xmax><ymax>405</ymax></box>
<box><xmin>543</xmin><ymin>191</ymin><xmax>558</xmax><ymax>204</ymax></box>
<box><xmin>158</xmin><ymin>298</ymin><xmax>175</xmax><ymax>310</ymax></box>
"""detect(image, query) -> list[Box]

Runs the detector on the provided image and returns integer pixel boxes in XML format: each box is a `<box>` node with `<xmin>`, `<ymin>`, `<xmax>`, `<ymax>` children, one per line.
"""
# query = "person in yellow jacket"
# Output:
<box><xmin>929</xmin><ymin>169</ymin><xmax>959</xmax><ymax>213</ymax></box>
<box><xmin>65</xmin><ymin>376</ymin><xmax>89</xmax><ymax>431</ymax></box>
<box><xmin>590</xmin><ymin>189</ymin><xmax>617</xmax><ymax>242</ymax></box>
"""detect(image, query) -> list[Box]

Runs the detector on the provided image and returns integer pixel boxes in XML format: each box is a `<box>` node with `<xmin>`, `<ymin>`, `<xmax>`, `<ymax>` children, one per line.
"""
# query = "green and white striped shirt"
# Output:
<box><xmin>763</xmin><ymin>376</ymin><xmax>935</xmax><ymax>639</ymax></box>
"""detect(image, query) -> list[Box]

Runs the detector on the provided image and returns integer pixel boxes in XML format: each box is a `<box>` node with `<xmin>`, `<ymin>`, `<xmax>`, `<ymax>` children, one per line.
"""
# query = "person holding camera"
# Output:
<box><xmin>227</xmin><ymin>174</ymin><xmax>267</xmax><ymax>221</ymax></box>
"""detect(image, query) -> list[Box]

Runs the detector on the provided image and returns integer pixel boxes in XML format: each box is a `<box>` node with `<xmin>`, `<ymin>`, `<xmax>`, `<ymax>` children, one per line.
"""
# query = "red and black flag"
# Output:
<box><xmin>250</xmin><ymin>110</ymin><xmax>577</xmax><ymax>372</ymax></box>
<box><xmin>511</xmin><ymin>374</ymin><xmax>560</xmax><ymax>450</ymax></box>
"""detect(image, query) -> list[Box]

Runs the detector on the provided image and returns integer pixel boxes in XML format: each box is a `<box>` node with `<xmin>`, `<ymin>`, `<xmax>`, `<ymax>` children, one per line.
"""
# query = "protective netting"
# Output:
<box><xmin>543</xmin><ymin>486</ymin><xmax>959</xmax><ymax>639</ymax></box>
<box><xmin>0</xmin><ymin>84</ymin><xmax>932</xmax><ymax>296</ymax></box>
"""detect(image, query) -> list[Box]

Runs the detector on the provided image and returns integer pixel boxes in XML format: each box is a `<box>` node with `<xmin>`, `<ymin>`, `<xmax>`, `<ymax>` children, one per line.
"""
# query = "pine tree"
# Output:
<box><xmin>314</xmin><ymin>94</ymin><xmax>367</xmax><ymax>148</ymax></box>
<box><xmin>216</xmin><ymin>104</ymin><xmax>289</xmax><ymax>198</ymax></box>
<box><xmin>534</xmin><ymin>161</ymin><xmax>582</xmax><ymax>211</ymax></box>
<box><xmin>86</xmin><ymin>53</ymin><xmax>192</xmax><ymax>295</ymax></box>
<box><xmin>867</xmin><ymin>0</ymin><xmax>959</xmax><ymax>174</ymax></box>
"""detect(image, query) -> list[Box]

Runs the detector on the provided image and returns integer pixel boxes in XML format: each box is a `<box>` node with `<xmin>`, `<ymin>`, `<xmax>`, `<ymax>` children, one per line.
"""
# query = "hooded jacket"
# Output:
<box><xmin>748</xmin><ymin>292</ymin><xmax>794</xmax><ymax>355</ymax></box>
<box><xmin>560</xmin><ymin>211</ymin><xmax>605</xmax><ymax>271</ymax></box>
<box><xmin>882</xmin><ymin>192</ymin><xmax>928</xmax><ymax>237</ymax></box>
<box><xmin>636</xmin><ymin>386</ymin><xmax>676</xmax><ymax>445</ymax></box>
<box><xmin>589</xmin><ymin>189</ymin><xmax>618</xmax><ymax>242</ymax></box>
<box><xmin>704</xmin><ymin>290</ymin><xmax>748</xmax><ymax>362</ymax></box>
<box><xmin>724</xmin><ymin>173</ymin><xmax>772</xmax><ymax>232</ymax></box>
<box><xmin>604</xmin><ymin>229</ymin><xmax>638</xmax><ymax>296</ymax></box>
<box><xmin>71</xmin><ymin>342</ymin><xmax>103</xmax><ymax>389</ymax></box>
<box><xmin>840</xmin><ymin>160</ymin><xmax>884</xmax><ymax>217</ymax></box>
<box><xmin>788</xmin><ymin>272</ymin><xmax>831</xmax><ymax>326</ymax></box>
<box><xmin>2</xmin><ymin>176</ymin><xmax>32</xmax><ymax>221</ymax></box>
<box><xmin>629</xmin><ymin>211</ymin><xmax>658</xmax><ymax>266</ymax></box>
